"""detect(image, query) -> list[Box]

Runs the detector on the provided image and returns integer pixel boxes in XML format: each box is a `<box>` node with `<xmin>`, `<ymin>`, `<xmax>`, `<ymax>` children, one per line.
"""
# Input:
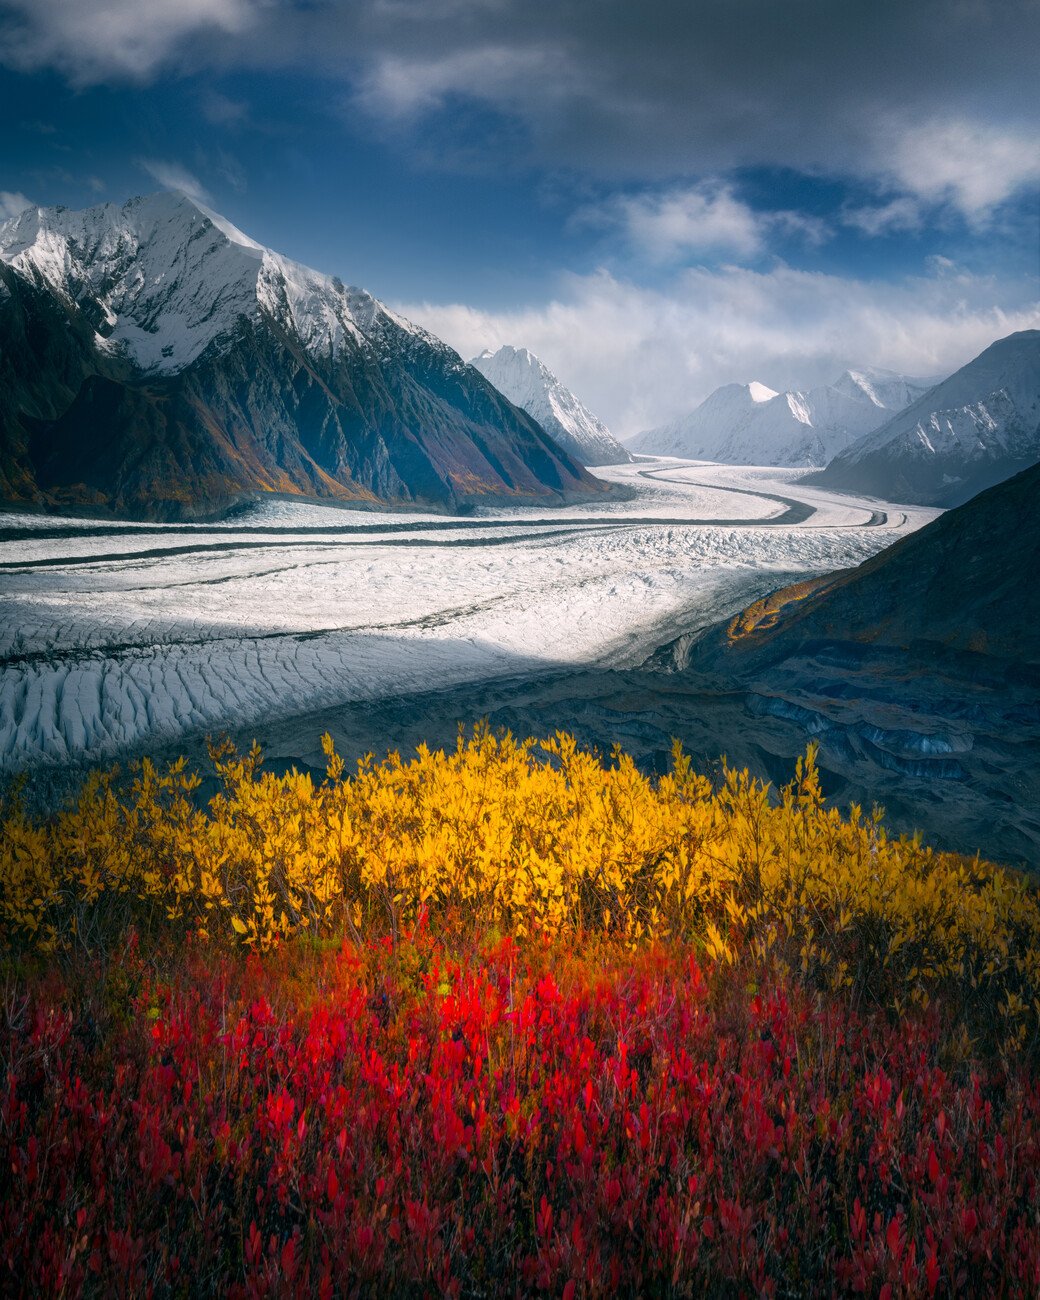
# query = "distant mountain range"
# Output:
<box><xmin>626</xmin><ymin>368</ymin><xmax>933</xmax><ymax>467</ymax></box>
<box><xmin>470</xmin><ymin>345</ymin><xmax>631</xmax><ymax>466</ymax></box>
<box><xmin>804</xmin><ymin>330</ymin><xmax>1040</xmax><ymax>506</ymax></box>
<box><xmin>0</xmin><ymin>193</ymin><xmax>605</xmax><ymax>518</ymax></box>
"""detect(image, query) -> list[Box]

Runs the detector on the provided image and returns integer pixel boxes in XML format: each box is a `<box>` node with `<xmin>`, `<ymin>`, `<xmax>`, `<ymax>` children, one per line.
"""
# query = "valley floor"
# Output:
<box><xmin>0</xmin><ymin>460</ymin><xmax>934</xmax><ymax>775</ymax></box>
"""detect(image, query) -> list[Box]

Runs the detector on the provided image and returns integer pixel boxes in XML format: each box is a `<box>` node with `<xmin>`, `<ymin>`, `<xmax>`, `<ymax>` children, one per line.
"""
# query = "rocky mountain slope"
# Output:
<box><xmin>627</xmin><ymin>369</ymin><xmax>931</xmax><ymax>467</ymax></box>
<box><xmin>704</xmin><ymin>459</ymin><xmax>1040</xmax><ymax>667</ymax></box>
<box><xmin>805</xmin><ymin>331</ymin><xmax>1040</xmax><ymax>506</ymax></box>
<box><xmin>673</xmin><ymin>461</ymin><xmax>1040</xmax><ymax>862</ymax></box>
<box><xmin>470</xmin><ymin>345</ymin><xmax>631</xmax><ymax>465</ymax></box>
<box><xmin>0</xmin><ymin>193</ymin><xmax>604</xmax><ymax>518</ymax></box>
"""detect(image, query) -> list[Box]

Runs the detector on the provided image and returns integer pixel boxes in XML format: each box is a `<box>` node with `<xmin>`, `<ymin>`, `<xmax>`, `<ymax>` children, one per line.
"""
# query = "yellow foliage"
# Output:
<box><xmin>2</xmin><ymin>730</ymin><xmax>1039</xmax><ymax>1033</ymax></box>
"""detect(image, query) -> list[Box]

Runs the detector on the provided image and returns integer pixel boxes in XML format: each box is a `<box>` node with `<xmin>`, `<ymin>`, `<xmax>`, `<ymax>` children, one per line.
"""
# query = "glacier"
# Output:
<box><xmin>0</xmin><ymin>460</ymin><xmax>938</xmax><ymax>773</ymax></box>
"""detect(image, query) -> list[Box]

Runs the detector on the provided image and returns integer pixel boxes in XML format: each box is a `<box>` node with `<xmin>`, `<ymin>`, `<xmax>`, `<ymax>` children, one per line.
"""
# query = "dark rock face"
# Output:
<box><xmin>704</xmin><ymin>459</ymin><xmax>1040</xmax><ymax>669</ymax></box>
<box><xmin>677</xmin><ymin>462</ymin><xmax>1040</xmax><ymax>865</ymax></box>
<box><xmin>0</xmin><ymin>198</ymin><xmax>605</xmax><ymax>519</ymax></box>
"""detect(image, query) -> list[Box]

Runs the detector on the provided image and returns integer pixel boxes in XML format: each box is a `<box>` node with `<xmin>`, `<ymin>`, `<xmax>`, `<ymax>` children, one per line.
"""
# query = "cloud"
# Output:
<box><xmin>0</xmin><ymin>0</ymin><xmax>256</xmax><ymax>84</ymax></box>
<box><xmin>0</xmin><ymin>190</ymin><xmax>32</xmax><ymax>218</ymax></box>
<box><xmin>200</xmin><ymin>90</ymin><xmax>250</xmax><ymax>127</ymax></box>
<box><xmin>575</xmin><ymin>184</ymin><xmax>768</xmax><ymax>261</ymax></box>
<box><xmin>139</xmin><ymin>159</ymin><xmax>210</xmax><ymax>203</ymax></box>
<box><xmin>2</xmin><ymin>1</ymin><xmax>1036</xmax><ymax>227</ymax></box>
<box><xmin>881</xmin><ymin>118</ymin><xmax>1040</xmax><ymax>222</ymax></box>
<box><xmin>354</xmin><ymin>44</ymin><xmax>574</xmax><ymax>122</ymax></box>
<box><xmin>397</xmin><ymin>264</ymin><xmax>1040</xmax><ymax>436</ymax></box>
<box><xmin>575</xmin><ymin>183</ymin><xmax>831</xmax><ymax>262</ymax></box>
<box><xmin>842</xmin><ymin>197</ymin><xmax>923</xmax><ymax>238</ymax></box>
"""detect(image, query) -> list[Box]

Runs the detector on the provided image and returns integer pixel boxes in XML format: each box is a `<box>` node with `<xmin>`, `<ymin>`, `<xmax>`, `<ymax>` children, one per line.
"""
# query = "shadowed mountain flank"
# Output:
<box><xmin>0</xmin><ymin>194</ymin><xmax>606</xmax><ymax>519</ymax></box>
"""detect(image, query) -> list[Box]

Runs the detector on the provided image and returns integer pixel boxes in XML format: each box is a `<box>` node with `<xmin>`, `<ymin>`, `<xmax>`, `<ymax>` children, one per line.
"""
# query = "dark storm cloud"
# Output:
<box><xmin>3</xmin><ymin>0</ymin><xmax>1037</xmax><ymax>203</ymax></box>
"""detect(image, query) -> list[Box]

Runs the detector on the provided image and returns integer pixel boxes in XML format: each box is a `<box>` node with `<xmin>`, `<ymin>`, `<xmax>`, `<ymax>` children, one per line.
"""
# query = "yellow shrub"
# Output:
<box><xmin>2</xmin><ymin>731</ymin><xmax>1038</xmax><ymax>1037</ymax></box>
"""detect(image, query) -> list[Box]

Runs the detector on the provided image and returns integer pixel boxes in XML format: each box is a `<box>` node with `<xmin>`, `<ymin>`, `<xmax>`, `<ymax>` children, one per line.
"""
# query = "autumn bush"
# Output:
<box><xmin>2</xmin><ymin>930</ymin><xmax>1040</xmax><ymax>1297</ymax></box>
<box><xmin>2</xmin><ymin>730</ymin><xmax>1040</xmax><ymax>1295</ymax></box>
<box><xmin>3</xmin><ymin>729</ymin><xmax>1039</xmax><ymax>1048</ymax></box>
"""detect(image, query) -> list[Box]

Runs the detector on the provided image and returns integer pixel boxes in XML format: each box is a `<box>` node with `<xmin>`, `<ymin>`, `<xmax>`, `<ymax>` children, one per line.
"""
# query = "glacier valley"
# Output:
<box><xmin>1</xmin><ymin>460</ymin><xmax>936</xmax><ymax>776</ymax></box>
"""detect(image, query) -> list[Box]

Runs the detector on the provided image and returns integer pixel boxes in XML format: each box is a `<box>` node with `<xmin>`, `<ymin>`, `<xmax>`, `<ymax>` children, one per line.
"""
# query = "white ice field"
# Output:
<box><xmin>0</xmin><ymin>460</ymin><xmax>939</xmax><ymax>770</ymax></box>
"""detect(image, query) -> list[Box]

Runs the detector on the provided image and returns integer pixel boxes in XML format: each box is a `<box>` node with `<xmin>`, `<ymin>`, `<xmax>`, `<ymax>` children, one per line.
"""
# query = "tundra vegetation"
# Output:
<box><xmin>2</xmin><ymin>730</ymin><xmax>1038</xmax><ymax>1295</ymax></box>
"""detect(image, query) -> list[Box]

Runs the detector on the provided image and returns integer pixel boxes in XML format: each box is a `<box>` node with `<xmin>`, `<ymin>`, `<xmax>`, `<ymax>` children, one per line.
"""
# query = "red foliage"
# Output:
<box><xmin>1</xmin><ymin>935</ymin><xmax>1038</xmax><ymax>1296</ymax></box>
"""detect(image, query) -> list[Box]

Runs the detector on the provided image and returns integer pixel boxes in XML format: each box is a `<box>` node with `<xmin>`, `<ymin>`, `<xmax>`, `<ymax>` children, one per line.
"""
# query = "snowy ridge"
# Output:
<box><xmin>812</xmin><ymin>331</ymin><xmax>1040</xmax><ymax>505</ymax></box>
<box><xmin>0</xmin><ymin>191</ymin><xmax>431</xmax><ymax>376</ymax></box>
<box><xmin>470</xmin><ymin>345</ymin><xmax>631</xmax><ymax>465</ymax></box>
<box><xmin>832</xmin><ymin>368</ymin><xmax>936</xmax><ymax>412</ymax></box>
<box><xmin>627</xmin><ymin>369</ymin><xmax>932</xmax><ymax>467</ymax></box>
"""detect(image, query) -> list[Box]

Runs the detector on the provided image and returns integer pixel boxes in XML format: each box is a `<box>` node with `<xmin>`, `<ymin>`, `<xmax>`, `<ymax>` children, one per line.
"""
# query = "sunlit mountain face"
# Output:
<box><xmin>0</xmin><ymin>0</ymin><xmax>1036</xmax><ymax>441</ymax></box>
<box><xmin>0</xmin><ymin>192</ymin><xmax>602</xmax><ymax>517</ymax></box>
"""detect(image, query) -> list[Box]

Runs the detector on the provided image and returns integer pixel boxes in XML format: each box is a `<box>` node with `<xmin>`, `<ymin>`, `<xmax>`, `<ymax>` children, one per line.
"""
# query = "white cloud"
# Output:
<box><xmin>139</xmin><ymin>160</ymin><xmax>210</xmax><ymax>204</ymax></box>
<box><xmin>398</xmin><ymin>264</ymin><xmax>1040</xmax><ymax>437</ymax></box>
<box><xmin>355</xmin><ymin>44</ymin><xmax>573</xmax><ymax>121</ymax></box>
<box><xmin>842</xmin><ymin>197</ymin><xmax>923</xmax><ymax>238</ymax></box>
<box><xmin>200</xmin><ymin>90</ymin><xmax>250</xmax><ymax>127</ymax></box>
<box><xmin>0</xmin><ymin>0</ymin><xmax>256</xmax><ymax>84</ymax></box>
<box><xmin>0</xmin><ymin>190</ymin><xmax>33</xmax><ymax>219</ymax></box>
<box><xmin>575</xmin><ymin>183</ymin><xmax>831</xmax><ymax>263</ymax></box>
<box><xmin>881</xmin><ymin>118</ymin><xmax>1040</xmax><ymax>222</ymax></box>
<box><xmin>576</xmin><ymin>183</ymin><xmax>765</xmax><ymax>260</ymax></box>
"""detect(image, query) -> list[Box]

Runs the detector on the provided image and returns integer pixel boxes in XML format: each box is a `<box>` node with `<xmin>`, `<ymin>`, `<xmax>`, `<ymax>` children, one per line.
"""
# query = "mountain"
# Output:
<box><xmin>679</xmin><ymin>460</ymin><xmax>1040</xmax><ymax>862</ymax></box>
<box><xmin>805</xmin><ymin>331</ymin><xmax>1040</xmax><ymax>506</ymax></box>
<box><xmin>626</xmin><ymin>369</ymin><xmax>931</xmax><ymax>467</ymax></box>
<box><xmin>704</xmin><ymin>459</ymin><xmax>1040</xmax><ymax>668</ymax></box>
<box><xmin>469</xmin><ymin>345</ymin><xmax>631</xmax><ymax>466</ymax></box>
<box><xmin>0</xmin><ymin>193</ymin><xmax>605</xmax><ymax>518</ymax></box>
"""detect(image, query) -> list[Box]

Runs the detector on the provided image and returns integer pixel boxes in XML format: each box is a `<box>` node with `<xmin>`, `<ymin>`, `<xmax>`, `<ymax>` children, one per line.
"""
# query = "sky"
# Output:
<box><xmin>1</xmin><ymin>0</ymin><xmax>1038</xmax><ymax>435</ymax></box>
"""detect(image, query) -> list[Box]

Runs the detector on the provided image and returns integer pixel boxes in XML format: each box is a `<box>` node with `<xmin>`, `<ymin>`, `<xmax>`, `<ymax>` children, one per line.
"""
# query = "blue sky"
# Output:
<box><xmin>1</xmin><ymin>0</ymin><xmax>1038</xmax><ymax>434</ymax></box>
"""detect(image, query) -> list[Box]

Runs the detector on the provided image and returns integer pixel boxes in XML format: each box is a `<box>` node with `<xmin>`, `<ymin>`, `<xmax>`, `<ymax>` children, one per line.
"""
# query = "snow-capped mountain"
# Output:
<box><xmin>627</xmin><ymin>369</ymin><xmax>932</xmax><ymax>467</ymax></box>
<box><xmin>830</xmin><ymin>368</ymin><xmax>936</xmax><ymax>413</ymax></box>
<box><xmin>469</xmin><ymin>345</ymin><xmax>631</xmax><ymax>466</ymax></box>
<box><xmin>806</xmin><ymin>331</ymin><xmax>1040</xmax><ymax>506</ymax></box>
<box><xmin>0</xmin><ymin>193</ymin><xmax>602</xmax><ymax>517</ymax></box>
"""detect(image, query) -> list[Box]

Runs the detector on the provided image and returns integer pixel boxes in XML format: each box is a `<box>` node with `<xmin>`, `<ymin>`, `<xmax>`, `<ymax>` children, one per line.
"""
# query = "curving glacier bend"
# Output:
<box><xmin>0</xmin><ymin>461</ymin><xmax>939</xmax><ymax>771</ymax></box>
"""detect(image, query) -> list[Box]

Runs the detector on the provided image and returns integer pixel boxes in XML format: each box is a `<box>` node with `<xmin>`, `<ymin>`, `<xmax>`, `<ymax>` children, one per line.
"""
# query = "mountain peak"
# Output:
<box><xmin>471</xmin><ymin>344</ymin><xmax>631</xmax><ymax>466</ymax></box>
<box><xmin>628</xmin><ymin>368</ymin><xmax>931</xmax><ymax>467</ymax></box>
<box><xmin>0</xmin><ymin>193</ymin><xmax>603</xmax><ymax>516</ymax></box>
<box><xmin>0</xmin><ymin>192</ymin><xmax>380</xmax><ymax>376</ymax></box>
<box><xmin>808</xmin><ymin>330</ymin><xmax>1040</xmax><ymax>506</ymax></box>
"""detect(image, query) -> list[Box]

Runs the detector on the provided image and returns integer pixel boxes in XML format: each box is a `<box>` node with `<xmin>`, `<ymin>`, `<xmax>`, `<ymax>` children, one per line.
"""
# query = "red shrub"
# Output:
<box><xmin>1</xmin><ymin>934</ymin><xmax>1038</xmax><ymax>1296</ymax></box>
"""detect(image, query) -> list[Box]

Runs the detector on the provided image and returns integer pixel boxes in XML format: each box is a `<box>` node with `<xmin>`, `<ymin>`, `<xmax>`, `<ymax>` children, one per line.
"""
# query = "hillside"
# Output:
<box><xmin>674</xmin><ymin>461</ymin><xmax>1040</xmax><ymax>862</ymax></box>
<box><xmin>0</xmin><ymin>194</ymin><xmax>605</xmax><ymax>518</ymax></box>
<box><xmin>713</xmin><ymin>458</ymin><xmax>1040</xmax><ymax>666</ymax></box>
